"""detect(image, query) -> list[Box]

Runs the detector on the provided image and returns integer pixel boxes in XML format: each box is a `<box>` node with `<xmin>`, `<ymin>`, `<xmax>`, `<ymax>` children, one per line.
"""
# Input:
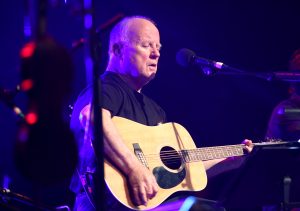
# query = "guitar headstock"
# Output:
<box><xmin>263</xmin><ymin>137</ymin><xmax>283</xmax><ymax>143</ymax></box>
<box><xmin>253</xmin><ymin>138</ymin><xmax>289</xmax><ymax>147</ymax></box>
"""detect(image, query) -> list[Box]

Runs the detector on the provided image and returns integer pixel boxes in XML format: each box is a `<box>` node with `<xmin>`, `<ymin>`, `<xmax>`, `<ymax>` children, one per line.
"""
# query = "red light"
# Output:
<box><xmin>20</xmin><ymin>42</ymin><xmax>36</xmax><ymax>58</ymax></box>
<box><xmin>20</xmin><ymin>79</ymin><xmax>34</xmax><ymax>91</ymax></box>
<box><xmin>25</xmin><ymin>112</ymin><xmax>38</xmax><ymax>125</ymax></box>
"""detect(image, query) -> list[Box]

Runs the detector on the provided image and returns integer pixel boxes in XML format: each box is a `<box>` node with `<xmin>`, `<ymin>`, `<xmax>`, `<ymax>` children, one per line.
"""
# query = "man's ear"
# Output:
<box><xmin>112</xmin><ymin>43</ymin><xmax>122</xmax><ymax>57</ymax></box>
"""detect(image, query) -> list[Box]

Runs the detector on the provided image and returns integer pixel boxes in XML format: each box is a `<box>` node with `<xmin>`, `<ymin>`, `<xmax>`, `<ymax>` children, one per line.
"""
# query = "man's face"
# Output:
<box><xmin>120</xmin><ymin>19</ymin><xmax>161</xmax><ymax>86</ymax></box>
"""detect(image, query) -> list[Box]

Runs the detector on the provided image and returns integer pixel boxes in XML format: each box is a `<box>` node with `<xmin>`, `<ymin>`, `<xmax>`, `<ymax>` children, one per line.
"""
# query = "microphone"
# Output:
<box><xmin>176</xmin><ymin>48</ymin><xmax>300</xmax><ymax>81</ymax></box>
<box><xmin>176</xmin><ymin>48</ymin><xmax>243</xmax><ymax>75</ymax></box>
<box><xmin>176</xmin><ymin>48</ymin><xmax>223</xmax><ymax>68</ymax></box>
<box><xmin>176</xmin><ymin>48</ymin><xmax>225</xmax><ymax>75</ymax></box>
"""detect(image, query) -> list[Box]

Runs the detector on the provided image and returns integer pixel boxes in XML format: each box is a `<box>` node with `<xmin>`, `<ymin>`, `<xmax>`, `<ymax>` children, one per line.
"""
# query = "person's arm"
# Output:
<box><xmin>80</xmin><ymin>105</ymin><xmax>158</xmax><ymax>206</ymax></box>
<box><xmin>203</xmin><ymin>139</ymin><xmax>253</xmax><ymax>178</ymax></box>
<box><xmin>102</xmin><ymin>108</ymin><xmax>159</xmax><ymax>206</ymax></box>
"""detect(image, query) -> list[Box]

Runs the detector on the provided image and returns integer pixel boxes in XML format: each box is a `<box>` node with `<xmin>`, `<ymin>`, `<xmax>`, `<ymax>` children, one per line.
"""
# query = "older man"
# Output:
<box><xmin>70</xmin><ymin>16</ymin><xmax>252</xmax><ymax>210</ymax></box>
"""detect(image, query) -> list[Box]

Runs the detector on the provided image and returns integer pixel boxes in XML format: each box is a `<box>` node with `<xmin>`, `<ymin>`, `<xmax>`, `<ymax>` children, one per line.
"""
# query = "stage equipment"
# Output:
<box><xmin>219</xmin><ymin>141</ymin><xmax>300</xmax><ymax>210</ymax></box>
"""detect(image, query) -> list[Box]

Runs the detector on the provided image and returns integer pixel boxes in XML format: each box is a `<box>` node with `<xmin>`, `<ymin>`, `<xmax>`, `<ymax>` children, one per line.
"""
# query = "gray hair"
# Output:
<box><xmin>108</xmin><ymin>16</ymin><xmax>156</xmax><ymax>58</ymax></box>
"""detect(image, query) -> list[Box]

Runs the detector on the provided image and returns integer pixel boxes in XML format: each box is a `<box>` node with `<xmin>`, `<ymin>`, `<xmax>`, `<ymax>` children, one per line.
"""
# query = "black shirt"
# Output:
<box><xmin>70</xmin><ymin>71</ymin><xmax>166</xmax><ymax>194</ymax></box>
<box><xmin>101</xmin><ymin>71</ymin><xmax>166</xmax><ymax>125</ymax></box>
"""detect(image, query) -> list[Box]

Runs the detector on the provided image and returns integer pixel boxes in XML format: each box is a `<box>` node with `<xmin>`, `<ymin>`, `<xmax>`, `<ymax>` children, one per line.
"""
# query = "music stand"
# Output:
<box><xmin>219</xmin><ymin>141</ymin><xmax>300</xmax><ymax>210</ymax></box>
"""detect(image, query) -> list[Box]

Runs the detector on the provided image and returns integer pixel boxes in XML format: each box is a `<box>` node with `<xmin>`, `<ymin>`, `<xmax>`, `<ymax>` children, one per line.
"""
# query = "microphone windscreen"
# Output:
<box><xmin>176</xmin><ymin>48</ymin><xmax>196</xmax><ymax>67</ymax></box>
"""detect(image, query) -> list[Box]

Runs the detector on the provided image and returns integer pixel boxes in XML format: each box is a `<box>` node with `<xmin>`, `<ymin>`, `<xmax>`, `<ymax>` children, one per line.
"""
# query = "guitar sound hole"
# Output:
<box><xmin>160</xmin><ymin>146</ymin><xmax>182</xmax><ymax>170</ymax></box>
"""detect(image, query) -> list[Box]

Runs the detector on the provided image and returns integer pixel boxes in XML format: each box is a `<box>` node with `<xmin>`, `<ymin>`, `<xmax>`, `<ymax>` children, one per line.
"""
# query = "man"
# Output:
<box><xmin>264</xmin><ymin>49</ymin><xmax>300</xmax><ymax>211</ymax></box>
<box><xmin>70</xmin><ymin>16</ymin><xmax>252</xmax><ymax>210</ymax></box>
<box><xmin>266</xmin><ymin>49</ymin><xmax>300</xmax><ymax>141</ymax></box>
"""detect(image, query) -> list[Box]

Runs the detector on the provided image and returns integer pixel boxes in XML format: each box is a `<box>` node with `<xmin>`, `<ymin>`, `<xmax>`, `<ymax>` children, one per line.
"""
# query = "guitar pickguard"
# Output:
<box><xmin>153</xmin><ymin>166</ymin><xmax>186</xmax><ymax>189</ymax></box>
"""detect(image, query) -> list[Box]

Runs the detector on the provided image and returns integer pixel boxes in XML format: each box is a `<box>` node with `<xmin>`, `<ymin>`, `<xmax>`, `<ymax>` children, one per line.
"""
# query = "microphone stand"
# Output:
<box><xmin>71</xmin><ymin>13</ymin><xmax>124</xmax><ymax>53</ymax></box>
<box><xmin>202</xmin><ymin>63</ymin><xmax>300</xmax><ymax>82</ymax></box>
<box><xmin>82</xmin><ymin>1</ymin><xmax>105</xmax><ymax>210</ymax></box>
<box><xmin>71</xmin><ymin>9</ymin><xmax>123</xmax><ymax>211</ymax></box>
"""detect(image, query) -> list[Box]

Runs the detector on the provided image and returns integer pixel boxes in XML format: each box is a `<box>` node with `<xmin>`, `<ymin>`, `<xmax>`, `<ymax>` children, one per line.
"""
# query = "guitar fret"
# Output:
<box><xmin>190</xmin><ymin>150</ymin><xmax>195</xmax><ymax>162</ymax></box>
<box><xmin>195</xmin><ymin>150</ymin><xmax>201</xmax><ymax>161</ymax></box>
<box><xmin>181</xmin><ymin>150</ymin><xmax>199</xmax><ymax>163</ymax></box>
<box><xmin>192</xmin><ymin>151</ymin><xmax>197</xmax><ymax>161</ymax></box>
<box><xmin>191</xmin><ymin>145</ymin><xmax>245</xmax><ymax>161</ymax></box>
<box><xmin>181</xmin><ymin>150</ymin><xmax>190</xmax><ymax>163</ymax></box>
<box><xmin>206</xmin><ymin>149</ymin><xmax>213</xmax><ymax>160</ymax></box>
<box><xmin>214</xmin><ymin>147</ymin><xmax>223</xmax><ymax>158</ymax></box>
<box><xmin>190</xmin><ymin>151</ymin><xmax>195</xmax><ymax>161</ymax></box>
<box><xmin>187</xmin><ymin>150</ymin><xmax>191</xmax><ymax>162</ymax></box>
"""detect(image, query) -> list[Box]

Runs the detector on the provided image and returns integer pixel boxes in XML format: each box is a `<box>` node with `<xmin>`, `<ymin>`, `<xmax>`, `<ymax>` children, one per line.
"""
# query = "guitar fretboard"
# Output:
<box><xmin>181</xmin><ymin>144</ymin><xmax>245</xmax><ymax>162</ymax></box>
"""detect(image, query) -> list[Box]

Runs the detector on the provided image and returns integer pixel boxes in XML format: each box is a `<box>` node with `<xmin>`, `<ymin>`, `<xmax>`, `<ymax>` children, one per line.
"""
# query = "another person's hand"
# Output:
<box><xmin>127</xmin><ymin>162</ymin><xmax>159</xmax><ymax>206</ymax></box>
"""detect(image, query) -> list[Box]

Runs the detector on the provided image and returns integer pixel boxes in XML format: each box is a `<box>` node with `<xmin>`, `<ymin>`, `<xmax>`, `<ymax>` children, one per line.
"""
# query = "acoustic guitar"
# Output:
<box><xmin>104</xmin><ymin>116</ymin><xmax>280</xmax><ymax>210</ymax></box>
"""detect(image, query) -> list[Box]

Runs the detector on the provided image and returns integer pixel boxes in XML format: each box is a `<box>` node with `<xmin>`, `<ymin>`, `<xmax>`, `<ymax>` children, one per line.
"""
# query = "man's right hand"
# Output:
<box><xmin>127</xmin><ymin>163</ymin><xmax>159</xmax><ymax>206</ymax></box>
<box><xmin>100</xmin><ymin>108</ymin><xmax>159</xmax><ymax>206</ymax></box>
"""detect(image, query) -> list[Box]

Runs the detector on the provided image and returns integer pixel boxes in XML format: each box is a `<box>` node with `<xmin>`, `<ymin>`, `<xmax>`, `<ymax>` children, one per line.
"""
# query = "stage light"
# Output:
<box><xmin>20</xmin><ymin>42</ymin><xmax>36</xmax><ymax>59</ymax></box>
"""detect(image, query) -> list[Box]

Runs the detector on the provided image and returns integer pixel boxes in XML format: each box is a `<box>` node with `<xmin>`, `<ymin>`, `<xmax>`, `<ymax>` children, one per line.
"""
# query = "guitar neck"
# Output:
<box><xmin>182</xmin><ymin>144</ymin><xmax>246</xmax><ymax>162</ymax></box>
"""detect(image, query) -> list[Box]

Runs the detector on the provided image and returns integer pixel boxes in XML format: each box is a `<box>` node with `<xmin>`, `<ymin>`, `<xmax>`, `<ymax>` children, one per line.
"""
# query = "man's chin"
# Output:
<box><xmin>146</xmin><ymin>73</ymin><xmax>156</xmax><ymax>83</ymax></box>
<box><xmin>142</xmin><ymin>73</ymin><xmax>156</xmax><ymax>86</ymax></box>
<box><xmin>149</xmin><ymin>72</ymin><xmax>156</xmax><ymax>80</ymax></box>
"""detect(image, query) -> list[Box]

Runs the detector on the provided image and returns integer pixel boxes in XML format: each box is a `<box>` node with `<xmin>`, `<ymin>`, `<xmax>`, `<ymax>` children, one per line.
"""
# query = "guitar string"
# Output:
<box><xmin>135</xmin><ymin>146</ymin><xmax>245</xmax><ymax>165</ymax></box>
<box><xmin>141</xmin><ymin>144</ymin><xmax>245</xmax><ymax>158</ymax></box>
<box><xmin>148</xmin><ymin>150</ymin><xmax>243</xmax><ymax>159</ymax></box>
<box><xmin>140</xmin><ymin>142</ymin><xmax>282</xmax><ymax>161</ymax></box>
<box><xmin>134</xmin><ymin>142</ymin><xmax>283</xmax><ymax>165</ymax></box>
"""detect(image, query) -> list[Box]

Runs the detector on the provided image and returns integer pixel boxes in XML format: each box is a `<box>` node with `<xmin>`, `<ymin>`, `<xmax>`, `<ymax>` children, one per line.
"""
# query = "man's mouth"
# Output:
<box><xmin>148</xmin><ymin>63</ymin><xmax>157</xmax><ymax>69</ymax></box>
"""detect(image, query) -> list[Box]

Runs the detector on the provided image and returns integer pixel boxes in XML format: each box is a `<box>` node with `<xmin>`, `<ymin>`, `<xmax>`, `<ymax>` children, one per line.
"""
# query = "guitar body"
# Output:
<box><xmin>104</xmin><ymin>116</ymin><xmax>207</xmax><ymax>210</ymax></box>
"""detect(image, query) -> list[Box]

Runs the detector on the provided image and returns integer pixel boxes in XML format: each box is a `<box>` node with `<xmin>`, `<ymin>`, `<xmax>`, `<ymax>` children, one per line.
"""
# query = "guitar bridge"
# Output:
<box><xmin>133</xmin><ymin>143</ymin><xmax>149</xmax><ymax>168</ymax></box>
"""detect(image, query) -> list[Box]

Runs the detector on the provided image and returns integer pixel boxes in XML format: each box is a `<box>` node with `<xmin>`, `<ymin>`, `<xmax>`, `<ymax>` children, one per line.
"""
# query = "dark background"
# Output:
<box><xmin>1</xmin><ymin>0</ymin><xmax>299</xmax><ymax>209</ymax></box>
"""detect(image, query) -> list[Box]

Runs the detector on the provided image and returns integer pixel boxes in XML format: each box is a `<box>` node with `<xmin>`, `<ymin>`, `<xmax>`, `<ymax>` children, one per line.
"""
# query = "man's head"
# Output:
<box><xmin>107</xmin><ymin>16</ymin><xmax>161</xmax><ymax>90</ymax></box>
<box><xmin>289</xmin><ymin>49</ymin><xmax>300</xmax><ymax>71</ymax></box>
<box><xmin>288</xmin><ymin>49</ymin><xmax>300</xmax><ymax>95</ymax></box>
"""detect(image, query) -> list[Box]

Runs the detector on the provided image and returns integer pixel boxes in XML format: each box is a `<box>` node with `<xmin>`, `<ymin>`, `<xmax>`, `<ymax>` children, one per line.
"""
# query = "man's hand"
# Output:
<box><xmin>243</xmin><ymin>139</ymin><xmax>253</xmax><ymax>153</ymax></box>
<box><xmin>127</xmin><ymin>163</ymin><xmax>159</xmax><ymax>206</ymax></box>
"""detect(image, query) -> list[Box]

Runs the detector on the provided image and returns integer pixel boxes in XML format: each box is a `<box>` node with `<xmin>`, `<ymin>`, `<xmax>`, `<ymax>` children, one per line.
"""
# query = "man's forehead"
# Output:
<box><xmin>127</xmin><ymin>23</ymin><xmax>159</xmax><ymax>41</ymax></box>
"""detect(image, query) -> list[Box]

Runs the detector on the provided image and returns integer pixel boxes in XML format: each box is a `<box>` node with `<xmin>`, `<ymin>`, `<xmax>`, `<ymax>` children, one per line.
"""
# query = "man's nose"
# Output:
<box><xmin>150</xmin><ymin>48</ymin><xmax>160</xmax><ymax>59</ymax></box>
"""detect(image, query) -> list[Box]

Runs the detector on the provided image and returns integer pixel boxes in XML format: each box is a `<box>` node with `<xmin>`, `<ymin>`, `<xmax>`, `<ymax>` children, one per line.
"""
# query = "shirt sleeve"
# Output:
<box><xmin>101</xmin><ymin>83</ymin><xmax>124</xmax><ymax>116</ymax></box>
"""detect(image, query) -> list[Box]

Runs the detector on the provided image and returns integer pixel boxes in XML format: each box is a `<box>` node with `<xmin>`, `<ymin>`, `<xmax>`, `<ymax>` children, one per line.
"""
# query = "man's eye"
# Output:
<box><xmin>141</xmin><ymin>43</ymin><xmax>150</xmax><ymax>48</ymax></box>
